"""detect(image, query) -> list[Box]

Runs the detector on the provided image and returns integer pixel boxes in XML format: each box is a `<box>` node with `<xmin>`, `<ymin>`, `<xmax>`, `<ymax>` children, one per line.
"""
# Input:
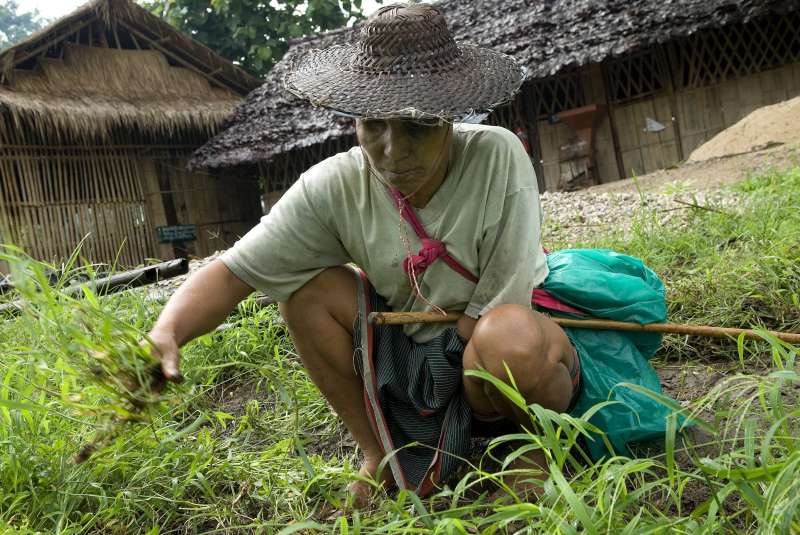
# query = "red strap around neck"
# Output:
<box><xmin>387</xmin><ymin>186</ymin><xmax>588</xmax><ymax>317</ymax></box>
<box><xmin>388</xmin><ymin>187</ymin><xmax>478</xmax><ymax>284</ymax></box>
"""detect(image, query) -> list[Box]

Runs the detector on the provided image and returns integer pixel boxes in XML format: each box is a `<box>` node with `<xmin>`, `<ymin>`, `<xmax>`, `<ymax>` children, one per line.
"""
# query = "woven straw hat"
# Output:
<box><xmin>284</xmin><ymin>3</ymin><xmax>525</xmax><ymax>122</ymax></box>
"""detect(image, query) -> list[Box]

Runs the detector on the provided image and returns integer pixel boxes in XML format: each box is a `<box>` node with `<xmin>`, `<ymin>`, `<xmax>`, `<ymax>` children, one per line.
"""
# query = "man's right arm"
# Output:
<box><xmin>147</xmin><ymin>258</ymin><xmax>254</xmax><ymax>381</ymax></box>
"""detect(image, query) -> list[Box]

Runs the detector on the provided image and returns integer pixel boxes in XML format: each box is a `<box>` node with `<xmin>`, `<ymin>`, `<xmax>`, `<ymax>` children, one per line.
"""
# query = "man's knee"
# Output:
<box><xmin>279</xmin><ymin>266</ymin><xmax>357</xmax><ymax>327</ymax></box>
<box><xmin>466</xmin><ymin>304</ymin><xmax>555</xmax><ymax>387</ymax></box>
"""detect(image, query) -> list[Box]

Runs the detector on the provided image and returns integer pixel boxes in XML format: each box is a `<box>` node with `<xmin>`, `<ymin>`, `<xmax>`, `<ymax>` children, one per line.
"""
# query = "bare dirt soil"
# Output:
<box><xmin>590</xmin><ymin>143</ymin><xmax>798</xmax><ymax>195</ymax></box>
<box><xmin>689</xmin><ymin>96</ymin><xmax>800</xmax><ymax>162</ymax></box>
<box><xmin>590</xmin><ymin>95</ymin><xmax>800</xmax><ymax>194</ymax></box>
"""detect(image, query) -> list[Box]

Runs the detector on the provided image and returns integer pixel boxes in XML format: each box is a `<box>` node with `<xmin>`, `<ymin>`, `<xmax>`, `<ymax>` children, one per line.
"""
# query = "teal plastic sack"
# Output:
<box><xmin>541</xmin><ymin>249</ymin><xmax>673</xmax><ymax>459</ymax></box>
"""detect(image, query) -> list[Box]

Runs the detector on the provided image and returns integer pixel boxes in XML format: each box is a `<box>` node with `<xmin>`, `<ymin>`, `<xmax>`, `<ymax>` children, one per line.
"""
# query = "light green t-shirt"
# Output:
<box><xmin>221</xmin><ymin>123</ymin><xmax>549</xmax><ymax>342</ymax></box>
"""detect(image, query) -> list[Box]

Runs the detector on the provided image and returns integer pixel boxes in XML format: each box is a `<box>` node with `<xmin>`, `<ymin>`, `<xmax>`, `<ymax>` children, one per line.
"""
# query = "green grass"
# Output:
<box><xmin>1</xmin><ymin>167</ymin><xmax>799</xmax><ymax>533</ymax></box>
<box><xmin>558</xmin><ymin>167</ymin><xmax>800</xmax><ymax>364</ymax></box>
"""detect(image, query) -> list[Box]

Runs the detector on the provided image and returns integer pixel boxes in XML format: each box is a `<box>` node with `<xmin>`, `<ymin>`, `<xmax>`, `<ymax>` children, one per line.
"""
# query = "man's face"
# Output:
<box><xmin>356</xmin><ymin>118</ymin><xmax>452</xmax><ymax>192</ymax></box>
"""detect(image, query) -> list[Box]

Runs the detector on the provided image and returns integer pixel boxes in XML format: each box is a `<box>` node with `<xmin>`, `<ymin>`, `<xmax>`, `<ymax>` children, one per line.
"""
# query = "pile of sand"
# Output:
<box><xmin>688</xmin><ymin>95</ymin><xmax>800</xmax><ymax>162</ymax></box>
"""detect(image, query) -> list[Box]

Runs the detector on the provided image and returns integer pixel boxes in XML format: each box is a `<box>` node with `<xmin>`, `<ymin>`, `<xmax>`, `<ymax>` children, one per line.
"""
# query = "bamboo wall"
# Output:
<box><xmin>0</xmin><ymin>134</ymin><xmax>261</xmax><ymax>272</ymax></box>
<box><xmin>0</xmin><ymin>141</ymin><xmax>158</xmax><ymax>269</ymax></box>
<box><xmin>675</xmin><ymin>62</ymin><xmax>800</xmax><ymax>157</ymax></box>
<box><xmin>535</xmin><ymin>37</ymin><xmax>800</xmax><ymax>187</ymax></box>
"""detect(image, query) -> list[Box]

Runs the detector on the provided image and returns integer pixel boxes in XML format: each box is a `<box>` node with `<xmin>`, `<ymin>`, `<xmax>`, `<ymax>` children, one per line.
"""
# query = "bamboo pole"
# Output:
<box><xmin>367</xmin><ymin>311</ymin><xmax>800</xmax><ymax>345</ymax></box>
<box><xmin>108</xmin><ymin>149</ymin><xmax>136</xmax><ymax>264</ymax></box>
<box><xmin>0</xmin><ymin>138</ymin><xmax>24</xmax><ymax>248</ymax></box>
<box><xmin>52</xmin><ymin>154</ymin><xmax>68</xmax><ymax>258</ymax></box>
<box><xmin>123</xmin><ymin>152</ymin><xmax>149</xmax><ymax>263</ymax></box>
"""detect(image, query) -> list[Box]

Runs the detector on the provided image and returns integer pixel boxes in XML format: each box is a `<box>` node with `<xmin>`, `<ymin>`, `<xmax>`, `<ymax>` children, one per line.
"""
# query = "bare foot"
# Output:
<box><xmin>489</xmin><ymin>449</ymin><xmax>547</xmax><ymax>503</ymax></box>
<box><xmin>314</xmin><ymin>457</ymin><xmax>397</xmax><ymax>520</ymax></box>
<box><xmin>347</xmin><ymin>457</ymin><xmax>396</xmax><ymax>509</ymax></box>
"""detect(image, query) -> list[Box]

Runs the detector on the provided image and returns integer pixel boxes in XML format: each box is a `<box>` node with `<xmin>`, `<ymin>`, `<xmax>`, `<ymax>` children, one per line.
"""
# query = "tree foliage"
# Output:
<box><xmin>143</xmin><ymin>0</ymin><xmax>369</xmax><ymax>78</ymax></box>
<box><xmin>0</xmin><ymin>0</ymin><xmax>46</xmax><ymax>50</ymax></box>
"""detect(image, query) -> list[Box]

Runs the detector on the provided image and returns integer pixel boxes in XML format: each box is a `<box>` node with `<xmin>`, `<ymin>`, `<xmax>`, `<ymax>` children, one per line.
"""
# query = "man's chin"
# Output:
<box><xmin>380</xmin><ymin>170</ymin><xmax>426</xmax><ymax>187</ymax></box>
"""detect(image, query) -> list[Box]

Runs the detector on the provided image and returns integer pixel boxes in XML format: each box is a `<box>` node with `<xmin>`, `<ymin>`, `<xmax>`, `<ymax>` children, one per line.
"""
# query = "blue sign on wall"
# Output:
<box><xmin>157</xmin><ymin>225</ymin><xmax>197</xmax><ymax>244</ymax></box>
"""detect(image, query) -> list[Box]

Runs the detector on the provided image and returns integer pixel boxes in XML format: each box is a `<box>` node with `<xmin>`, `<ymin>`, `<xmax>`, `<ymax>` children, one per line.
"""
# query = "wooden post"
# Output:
<box><xmin>600</xmin><ymin>62</ymin><xmax>627</xmax><ymax>180</ymax></box>
<box><xmin>154</xmin><ymin>160</ymin><xmax>185</xmax><ymax>259</ymax></box>
<box><xmin>519</xmin><ymin>83</ymin><xmax>546</xmax><ymax>192</ymax></box>
<box><xmin>141</xmin><ymin>159</ymin><xmax>174</xmax><ymax>261</ymax></box>
<box><xmin>657</xmin><ymin>45</ymin><xmax>685</xmax><ymax>162</ymax></box>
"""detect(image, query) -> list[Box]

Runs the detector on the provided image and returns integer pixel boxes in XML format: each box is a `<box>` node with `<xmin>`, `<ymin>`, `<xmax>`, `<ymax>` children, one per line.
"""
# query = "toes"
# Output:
<box><xmin>347</xmin><ymin>480</ymin><xmax>374</xmax><ymax>509</ymax></box>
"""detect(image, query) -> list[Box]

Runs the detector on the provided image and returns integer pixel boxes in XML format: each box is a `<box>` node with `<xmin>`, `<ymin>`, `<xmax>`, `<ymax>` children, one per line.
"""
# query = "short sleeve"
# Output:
<box><xmin>463</xmin><ymin>128</ymin><xmax>548</xmax><ymax>317</ymax></box>
<box><xmin>220</xmin><ymin>171</ymin><xmax>350</xmax><ymax>302</ymax></box>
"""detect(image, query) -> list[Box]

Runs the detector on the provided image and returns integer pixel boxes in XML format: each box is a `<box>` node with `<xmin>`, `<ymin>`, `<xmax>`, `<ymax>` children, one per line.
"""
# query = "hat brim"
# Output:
<box><xmin>284</xmin><ymin>44</ymin><xmax>526</xmax><ymax>122</ymax></box>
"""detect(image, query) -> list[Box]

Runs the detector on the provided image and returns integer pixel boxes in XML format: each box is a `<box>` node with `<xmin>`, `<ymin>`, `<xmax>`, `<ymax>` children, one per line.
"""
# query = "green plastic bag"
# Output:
<box><xmin>541</xmin><ymin>249</ymin><xmax>673</xmax><ymax>459</ymax></box>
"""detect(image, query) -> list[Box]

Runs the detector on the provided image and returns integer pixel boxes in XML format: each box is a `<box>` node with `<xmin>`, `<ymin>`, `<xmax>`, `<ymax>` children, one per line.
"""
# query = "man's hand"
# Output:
<box><xmin>142</xmin><ymin>259</ymin><xmax>254</xmax><ymax>388</ymax></box>
<box><xmin>145</xmin><ymin>329</ymin><xmax>183</xmax><ymax>383</ymax></box>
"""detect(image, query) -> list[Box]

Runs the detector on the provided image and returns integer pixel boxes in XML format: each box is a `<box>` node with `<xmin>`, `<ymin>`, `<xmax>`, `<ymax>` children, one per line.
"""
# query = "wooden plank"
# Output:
<box><xmin>536</xmin><ymin>120</ymin><xmax>565</xmax><ymax>191</ymax></box>
<box><xmin>113</xmin><ymin>150</ymin><xmax>142</xmax><ymax>265</ymax></box>
<box><xmin>743</xmin><ymin>74</ymin><xmax>764</xmax><ymax>108</ymax></box>
<box><xmin>703</xmin><ymin>86</ymin><xmax>724</xmax><ymax>133</ymax></box>
<box><xmin>620</xmin><ymin>103</ymin><xmax>639</xmax><ymax>151</ymax></box>
<box><xmin>620</xmin><ymin>148</ymin><xmax>645</xmax><ymax>178</ymax></box>
<box><xmin>134</xmin><ymin>159</ymin><xmax>161</xmax><ymax>261</ymax></box>
<box><xmin>140</xmin><ymin>159</ymin><xmax>173</xmax><ymax>260</ymax></box>
<box><xmin>591</xmin><ymin>116</ymin><xmax>617</xmax><ymax>184</ymax></box>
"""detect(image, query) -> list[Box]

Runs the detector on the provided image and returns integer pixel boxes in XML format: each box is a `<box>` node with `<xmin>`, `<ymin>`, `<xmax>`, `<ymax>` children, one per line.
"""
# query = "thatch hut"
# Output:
<box><xmin>191</xmin><ymin>0</ymin><xmax>800</xmax><ymax>202</ymax></box>
<box><xmin>0</xmin><ymin>0</ymin><xmax>262</xmax><ymax>272</ymax></box>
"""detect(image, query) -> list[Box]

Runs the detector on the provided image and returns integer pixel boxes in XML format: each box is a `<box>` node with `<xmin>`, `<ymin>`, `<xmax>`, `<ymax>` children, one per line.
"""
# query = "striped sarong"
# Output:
<box><xmin>352</xmin><ymin>269</ymin><xmax>472</xmax><ymax>496</ymax></box>
<box><xmin>351</xmin><ymin>268</ymin><xmax>584</xmax><ymax>496</ymax></box>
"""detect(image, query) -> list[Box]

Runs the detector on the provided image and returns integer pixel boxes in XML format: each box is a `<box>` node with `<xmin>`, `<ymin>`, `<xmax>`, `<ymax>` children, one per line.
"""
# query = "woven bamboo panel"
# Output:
<box><xmin>611</xmin><ymin>94</ymin><xmax>681</xmax><ymax>177</ymax></box>
<box><xmin>605</xmin><ymin>49</ymin><xmax>669</xmax><ymax>104</ymax></box>
<box><xmin>528</xmin><ymin>70</ymin><xmax>586</xmax><ymax>119</ymax></box>
<box><xmin>0</xmin><ymin>137</ymin><xmax>159</xmax><ymax>268</ymax></box>
<box><xmin>671</xmin><ymin>12</ymin><xmax>800</xmax><ymax>90</ymax></box>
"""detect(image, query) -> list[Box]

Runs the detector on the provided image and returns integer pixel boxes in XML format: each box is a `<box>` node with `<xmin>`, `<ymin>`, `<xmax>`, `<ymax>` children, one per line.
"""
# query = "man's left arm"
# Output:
<box><xmin>458</xmin><ymin>185</ymin><xmax>544</xmax><ymax>341</ymax></box>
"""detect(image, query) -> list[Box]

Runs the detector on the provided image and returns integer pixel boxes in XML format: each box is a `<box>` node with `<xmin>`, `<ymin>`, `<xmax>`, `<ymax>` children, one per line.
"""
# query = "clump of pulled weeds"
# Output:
<box><xmin>1</xmin><ymin>246</ymin><xmax>176</xmax><ymax>464</ymax></box>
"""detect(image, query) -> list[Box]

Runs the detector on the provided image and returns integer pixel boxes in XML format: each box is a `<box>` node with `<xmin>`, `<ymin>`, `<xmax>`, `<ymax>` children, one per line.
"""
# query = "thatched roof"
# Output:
<box><xmin>191</xmin><ymin>0</ymin><xmax>800</xmax><ymax>170</ymax></box>
<box><xmin>0</xmin><ymin>0</ymin><xmax>261</xmax><ymax>141</ymax></box>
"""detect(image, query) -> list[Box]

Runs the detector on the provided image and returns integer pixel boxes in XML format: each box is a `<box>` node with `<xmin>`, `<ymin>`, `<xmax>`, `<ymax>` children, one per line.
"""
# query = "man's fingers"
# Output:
<box><xmin>141</xmin><ymin>337</ymin><xmax>184</xmax><ymax>384</ymax></box>
<box><xmin>159</xmin><ymin>352</ymin><xmax>184</xmax><ymax>383</ymax></box>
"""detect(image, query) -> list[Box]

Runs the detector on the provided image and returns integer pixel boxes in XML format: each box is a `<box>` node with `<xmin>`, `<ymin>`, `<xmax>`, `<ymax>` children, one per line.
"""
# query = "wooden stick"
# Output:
<box><xmin>367</xmin><ymin>311</ymin><xmax>800</xmax><ymax>345</ymax></box>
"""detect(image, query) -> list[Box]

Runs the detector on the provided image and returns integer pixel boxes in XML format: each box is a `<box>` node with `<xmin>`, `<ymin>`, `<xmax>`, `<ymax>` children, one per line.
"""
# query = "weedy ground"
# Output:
<box><xmin>1</xmin><ymin>167</ymin><xmax>799</xmax><ymax>534</ymax></box>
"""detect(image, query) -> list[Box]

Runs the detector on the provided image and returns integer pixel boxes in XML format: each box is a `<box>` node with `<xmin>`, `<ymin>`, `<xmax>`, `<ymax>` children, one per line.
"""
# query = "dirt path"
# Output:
<box><xmin>588</xmin><ymin>144</ymin><xmax>798</xmax><ymax>195</ymax></box>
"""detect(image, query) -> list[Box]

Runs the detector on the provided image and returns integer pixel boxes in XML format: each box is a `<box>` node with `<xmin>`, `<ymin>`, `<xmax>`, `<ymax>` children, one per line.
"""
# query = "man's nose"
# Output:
<box><xmin>383</xmin><ymin>123</ymin><xmax>412</xmax><ymax>160</ymax></box>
